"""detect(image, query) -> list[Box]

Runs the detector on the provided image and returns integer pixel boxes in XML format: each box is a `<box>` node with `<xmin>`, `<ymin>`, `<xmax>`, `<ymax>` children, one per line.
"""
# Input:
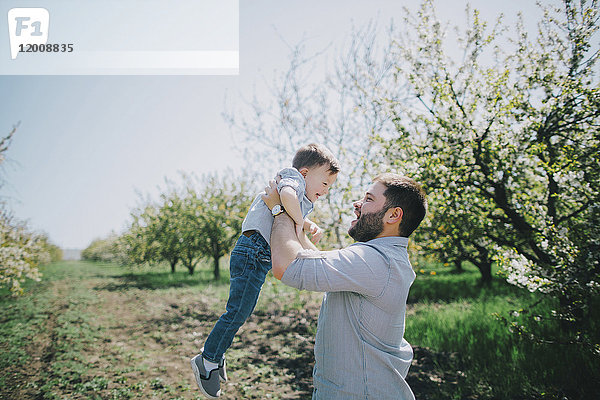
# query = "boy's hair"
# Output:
<box><xmin>373</xmin><ymin>173</ymin><xmax>427</xmax><ymax>237</ymax></box>
<box><xmin>292</xmin><ymin>143</ymin><xmax>340</xmax><ymax>174</ymax></box>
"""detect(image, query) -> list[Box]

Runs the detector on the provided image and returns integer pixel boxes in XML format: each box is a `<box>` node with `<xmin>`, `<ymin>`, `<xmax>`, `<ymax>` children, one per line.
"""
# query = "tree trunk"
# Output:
<box><xmin>213</xmin><ymin>255</ymin><xmax>220</xmax><ymax>281</ymax></box>
<box><xmin>453</xmin><ymin>259</ymin><xmax>463</xmax><ymax>273</ymax></box>
<box><xmin>170</xmin><ymin>259</ymin><xmax>177</xmax><ymax>274</ymax></box>
<box><xmin>182</xmin><ymin>256</ymin><xmax>195</xmax><ymax>275</ymax></box>
<box><xmin>478</xmin><ymin>261</ymin><xmax>492</xmax><ymax>285</ymax></box>
<box><xmin>471</xmin><ymin>245</ymin><xmax>492</xmax><ymax>285</ymax></box>
<box><xmin>334</xmin><ymin>225</ymin><xmax>343</xmax><ymax>248</ymax></box>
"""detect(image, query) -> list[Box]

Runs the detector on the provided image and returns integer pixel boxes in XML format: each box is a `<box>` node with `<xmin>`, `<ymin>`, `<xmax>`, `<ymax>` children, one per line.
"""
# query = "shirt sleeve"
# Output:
<box><xmin>280</xmin><ymin>244</ymin><xmax>389</xmax><ymax>297</ymax></box>
<box><xmin>277</xmin><ymin>167</ymin><xmax>305</xmax><ymax>196</ymax></box>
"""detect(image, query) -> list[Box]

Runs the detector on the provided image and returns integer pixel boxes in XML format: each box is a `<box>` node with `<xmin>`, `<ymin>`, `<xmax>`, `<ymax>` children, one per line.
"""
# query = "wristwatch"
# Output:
<box><xmin>271</xmin><ymin>204</ymin><xmax>285</xmax><ymax>216</ymax></box>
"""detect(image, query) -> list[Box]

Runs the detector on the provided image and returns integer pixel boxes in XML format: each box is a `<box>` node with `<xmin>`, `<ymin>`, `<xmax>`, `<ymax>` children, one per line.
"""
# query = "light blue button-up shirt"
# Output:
<box><xmin>241</xmin><ymin>167</ymin><xmax>313</xmax><ymax>245</ymax></box>
<box><xmin>281</xmin><ymin>236</ymin><xmax>416</xmax><ymax>400</ymax></box>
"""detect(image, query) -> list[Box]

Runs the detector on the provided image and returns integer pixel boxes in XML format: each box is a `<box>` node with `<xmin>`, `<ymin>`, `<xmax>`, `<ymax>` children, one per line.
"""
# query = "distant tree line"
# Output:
<box><xmin>83</xmin><ymin>173</ymin><xmax>252</xmax><ymax>281</ymax></box>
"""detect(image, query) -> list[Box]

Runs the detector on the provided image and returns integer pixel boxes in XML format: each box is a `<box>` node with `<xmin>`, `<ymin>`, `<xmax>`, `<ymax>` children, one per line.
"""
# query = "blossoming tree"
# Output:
<box><xmin>379</xmin><ymin>0</ymin><xmax>599</xmax><ymax>351</ymax></box>
<box><xmin>1</xmin><ymin>126</ymin><xmax>51</xmax><ymax>295</ymax></box>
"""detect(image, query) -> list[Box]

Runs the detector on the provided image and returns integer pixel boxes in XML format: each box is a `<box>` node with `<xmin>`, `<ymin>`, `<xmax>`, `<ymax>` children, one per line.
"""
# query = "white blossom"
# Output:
<box><xmin>0</xmin><ymin>210</ymin><xmax>46</xmax><ymax>295</ymax></box>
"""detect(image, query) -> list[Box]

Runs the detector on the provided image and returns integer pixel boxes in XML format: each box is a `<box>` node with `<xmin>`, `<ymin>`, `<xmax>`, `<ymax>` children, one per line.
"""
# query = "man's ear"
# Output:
<box><xmin>298</xmin><ymin>167</ymin><xmax>309</xmax><ymax>178</ymax></box>
<box><xmin>386</xmin><ymin>207</ymin><xmax>403</xmax><ymax>224</ymax></box>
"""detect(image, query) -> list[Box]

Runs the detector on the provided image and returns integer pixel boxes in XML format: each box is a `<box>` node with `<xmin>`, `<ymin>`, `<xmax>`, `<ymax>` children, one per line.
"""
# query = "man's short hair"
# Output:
<box><xmin>373</xmin><ymin>173</ymin><xmax>427</xmax><ymax>237</ymax></box>
<box><xmin>292</xmin><ymin>143</ymin><xmax>340</xmax><ymax>174</ymax></box>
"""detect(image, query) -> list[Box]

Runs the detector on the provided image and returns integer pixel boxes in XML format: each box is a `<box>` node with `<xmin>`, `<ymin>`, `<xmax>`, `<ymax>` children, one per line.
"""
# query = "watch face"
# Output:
<box><xmin>272</xmin><ymin>204</ymin><xmax>281</xmax><ymax>215</ymax></box>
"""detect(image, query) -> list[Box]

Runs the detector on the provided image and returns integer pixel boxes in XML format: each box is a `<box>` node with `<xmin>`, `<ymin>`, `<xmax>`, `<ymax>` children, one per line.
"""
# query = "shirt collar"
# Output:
<box><xmin>364</xmin><ymin>236</ymin><xmax>409</xmax><ymax>248</ymax></box>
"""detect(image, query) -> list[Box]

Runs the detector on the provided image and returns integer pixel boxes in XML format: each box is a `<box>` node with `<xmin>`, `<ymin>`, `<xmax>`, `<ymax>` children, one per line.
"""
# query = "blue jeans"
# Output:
<box><xmin>202</xmin><ymin>231</ymin><xmax>272</xmax><ymax>363</ymax></box>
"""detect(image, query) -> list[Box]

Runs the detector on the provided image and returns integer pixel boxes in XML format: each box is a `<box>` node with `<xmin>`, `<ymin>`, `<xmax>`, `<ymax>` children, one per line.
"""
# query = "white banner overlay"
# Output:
<box><xmin>1</xmin><ymin>1</ymin><xmax>239</xmax><ymax>75</ymax></box>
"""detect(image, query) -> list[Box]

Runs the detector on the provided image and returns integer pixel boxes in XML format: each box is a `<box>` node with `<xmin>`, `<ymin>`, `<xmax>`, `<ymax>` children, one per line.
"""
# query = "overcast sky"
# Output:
<box><xmin>0</xmin><ymin>0</ymin><xmax>543</xmax><ymax>249</ymax></box>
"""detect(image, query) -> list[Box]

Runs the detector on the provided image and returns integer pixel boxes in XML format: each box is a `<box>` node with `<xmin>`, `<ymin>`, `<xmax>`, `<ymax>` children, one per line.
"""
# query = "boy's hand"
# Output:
<box><xmin>305</xmin><ymin>220</ymin><xmax>324</xmax><ymax>244</ymax></box>
<box><xmin>310</xmin><ymin>227</ymin><xmax>324</xmax><ymax>244</ymax></box>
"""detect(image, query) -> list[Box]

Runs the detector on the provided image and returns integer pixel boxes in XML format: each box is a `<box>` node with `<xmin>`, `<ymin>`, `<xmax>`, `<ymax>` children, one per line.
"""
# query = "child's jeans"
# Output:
<box><xmin>202</xmin><ymin>231</ymin><xmax>272</xmax><ymax>363</ymax></box>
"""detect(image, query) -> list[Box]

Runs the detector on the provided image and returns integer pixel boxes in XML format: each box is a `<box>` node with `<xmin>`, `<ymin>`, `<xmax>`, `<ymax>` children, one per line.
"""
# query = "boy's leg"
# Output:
<box><xmin>193</xmin><ymin>233</ymin><xmax>271</xmax><ymax>398</ymax></box>
<box><xmin>203</xmin><ymin>241</ymin><xmax>271</xmax><ymax>362</ymax></box>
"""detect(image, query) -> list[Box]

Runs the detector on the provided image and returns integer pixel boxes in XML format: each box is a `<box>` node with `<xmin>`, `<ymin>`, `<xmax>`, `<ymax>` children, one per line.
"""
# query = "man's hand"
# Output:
<box><xmin>261</xmin><ymin>180</ymin><xmax>280</xmax><ymax>210</ymax></box>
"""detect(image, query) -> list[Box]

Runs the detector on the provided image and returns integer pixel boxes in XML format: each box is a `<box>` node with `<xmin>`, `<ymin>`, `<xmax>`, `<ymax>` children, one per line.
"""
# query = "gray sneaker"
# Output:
<box><xmin>199</xmin><ymin>347</ymin><xmax>227</xmax><ymax>382</ymax></box>
<box><xmin>218</xmin><ymin>356</ymin><xmax>228</xmax><ymax>382</ymax></box>
<box><xmin>191</xmin><ymin>354</ymin><xmax>221</xmax><ymax>399</ymax></box>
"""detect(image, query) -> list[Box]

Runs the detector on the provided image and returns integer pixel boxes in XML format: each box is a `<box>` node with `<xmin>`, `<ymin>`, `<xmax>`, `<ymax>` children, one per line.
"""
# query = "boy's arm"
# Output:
<box><xmin>298</xmin><ymin>230</ymin><xmax>319</xmax><ymax>251</ymax></box>
<box><xmin>303</xmin><ymin>218</ymin><xmax>324</xmax><ymax>244</ymax></box>
<box><xmin>279</xmin><ymin>186</ymin><xmax>304</xmax><ymax>227</ymax></box>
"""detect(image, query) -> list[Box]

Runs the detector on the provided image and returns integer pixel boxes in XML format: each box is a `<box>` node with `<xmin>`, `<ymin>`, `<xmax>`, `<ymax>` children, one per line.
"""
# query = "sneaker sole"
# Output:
<box><xmin>190</xmin><ymin>355</ymin><xmax>221</xmax><ymax>399</ymax></box>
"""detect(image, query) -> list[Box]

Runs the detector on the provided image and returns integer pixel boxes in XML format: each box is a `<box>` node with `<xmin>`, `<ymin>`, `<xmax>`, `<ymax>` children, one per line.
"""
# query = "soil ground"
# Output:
<box><xmin>1</xmin><ymin>262</ymin><xmax>467</xmax><ymax>400</ymax></box>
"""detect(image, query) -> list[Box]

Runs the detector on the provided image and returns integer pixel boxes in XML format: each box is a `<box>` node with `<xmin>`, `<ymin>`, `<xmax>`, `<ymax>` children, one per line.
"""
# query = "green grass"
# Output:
<box><xmin>405</xmin><ymin>262</ymin><xmax>600</xmax><ymax>399</ymax></box>
<box><xmin>94</xmin><ymin>264</ymin><xmax>231</xmax><ymax>291</ymax></box>
<box><xmin>0</xmin><ymin>260</ymin><xmax>314</xmax><ymax>400</ymax></box>
<box><xmin>1</xmin><ymin>260</ymin><xmax>598</xmax><ymax>399</ymax></box>
<box><xmin>0</xmin><ymin>262</ymin><xmax>105</xmax><ymax>399</ymax></box>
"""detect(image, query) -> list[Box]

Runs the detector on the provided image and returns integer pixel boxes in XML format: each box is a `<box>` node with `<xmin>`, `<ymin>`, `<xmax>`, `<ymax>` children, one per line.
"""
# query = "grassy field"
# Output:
<box><xmin>0</xmin><ymin>260</ymin><xmax>598</xmax><ymax>399</ymax></box>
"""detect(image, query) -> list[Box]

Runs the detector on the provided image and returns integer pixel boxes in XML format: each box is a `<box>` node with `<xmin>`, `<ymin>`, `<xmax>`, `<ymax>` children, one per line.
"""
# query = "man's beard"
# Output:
<box><xmin>348</xmin><ymin>207</ymin><xmax>386</xmax><ymax>242</ymax></box>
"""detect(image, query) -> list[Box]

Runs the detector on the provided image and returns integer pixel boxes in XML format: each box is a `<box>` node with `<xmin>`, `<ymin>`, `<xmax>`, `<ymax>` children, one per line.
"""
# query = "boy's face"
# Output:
<box><xmin>299</xmin><ymin>164</ymin><xmax>338</xmax><ymax>203</ymax></box>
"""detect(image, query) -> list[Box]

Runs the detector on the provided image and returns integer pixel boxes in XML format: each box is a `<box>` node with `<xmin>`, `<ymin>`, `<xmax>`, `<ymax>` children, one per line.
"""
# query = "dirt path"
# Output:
<box><xmin>82</xmin><ymin>274</ymin><xmax>466</xmax><ymax>399</ymax></box>
<box><xmin>2</xmin><ymin>277</ymin><xmax>73</xmax><ymax>400</ymax></box>
<box><xmin>80</xmin><ymin>273</ymin><xmax>322</xmax><ymax>399</ymax></box>
<box><xmin>2</xmin><ymin>263</ymin><xmax>469</xmax><ymax>399</ymax></box>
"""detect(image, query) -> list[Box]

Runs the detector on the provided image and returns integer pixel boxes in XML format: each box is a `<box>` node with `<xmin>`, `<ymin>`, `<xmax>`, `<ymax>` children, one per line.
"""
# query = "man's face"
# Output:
<box><xmin>348</xmin><ymin>182</ymin><xmax>388</xmax><ymax>242</ymax></box>
<box><xmin>302</xmin><ymin>164</ymin><xmax>337</xmax><ymax>203</ymax></box>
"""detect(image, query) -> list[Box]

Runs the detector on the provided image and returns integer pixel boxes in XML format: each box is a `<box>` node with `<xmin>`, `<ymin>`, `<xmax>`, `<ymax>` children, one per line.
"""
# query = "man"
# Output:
<box><xmin>262</xmin><ymin>172</ymin><xmax>427</xmax><ymax>400</ymax></box>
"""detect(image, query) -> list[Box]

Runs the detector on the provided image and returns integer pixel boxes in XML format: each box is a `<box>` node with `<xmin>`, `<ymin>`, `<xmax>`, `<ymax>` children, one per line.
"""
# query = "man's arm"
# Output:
<box><xmin>263</xmin><ymin>183</ymin><xmax>390</xmax><ymax>295</ymax></box>
<box><xmin>271</xmin><ymin>213</ymin><xmax>305</xmax><ymax>280</ymax></box>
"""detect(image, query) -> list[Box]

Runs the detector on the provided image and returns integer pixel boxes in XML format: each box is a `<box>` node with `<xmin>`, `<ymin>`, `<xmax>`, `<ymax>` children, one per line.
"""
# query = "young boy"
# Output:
<box><xmin>190</xmin><ymin>143</ymin><xmax>340</xmax><ymax>399</ymax></box>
